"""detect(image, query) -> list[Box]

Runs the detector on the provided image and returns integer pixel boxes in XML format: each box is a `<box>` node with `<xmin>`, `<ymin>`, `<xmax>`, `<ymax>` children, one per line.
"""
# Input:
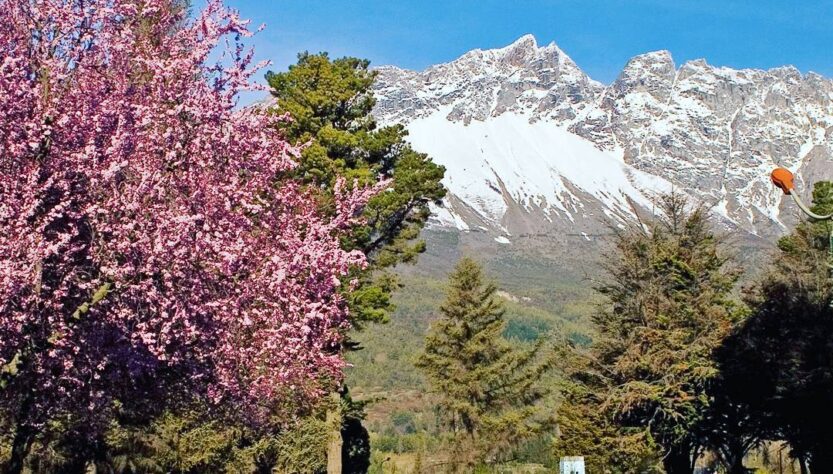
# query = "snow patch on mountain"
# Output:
<box><xmin>374</xmin><ymin>35</ymin><xmax>833</xmax><ymax>238</ymax></box>
<box><xmin>406</xmin><ymin>110</ymin><xmax>672</xmax><ymax>230</ymax></box>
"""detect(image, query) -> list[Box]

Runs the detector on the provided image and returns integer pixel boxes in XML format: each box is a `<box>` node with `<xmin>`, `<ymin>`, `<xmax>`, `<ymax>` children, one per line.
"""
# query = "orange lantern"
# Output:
<box><xmin>771</xmin><ymin>168</ymin><xmax>795</xmax><ymax>195</ymax></box>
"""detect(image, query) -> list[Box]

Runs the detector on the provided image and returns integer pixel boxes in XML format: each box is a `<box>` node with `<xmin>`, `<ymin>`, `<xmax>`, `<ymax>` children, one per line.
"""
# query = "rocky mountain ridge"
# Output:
<box><xmin>372</xmin><ymin>35</ymin><xmax>833</xmax><ymax>242</ymax></box>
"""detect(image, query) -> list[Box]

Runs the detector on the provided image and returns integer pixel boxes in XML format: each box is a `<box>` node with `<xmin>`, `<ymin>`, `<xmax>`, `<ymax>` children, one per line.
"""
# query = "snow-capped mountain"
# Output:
<box><xmin>373</xmin><ymin>35</ymin><xmax>833</xmax><ymax>243</ymax></box>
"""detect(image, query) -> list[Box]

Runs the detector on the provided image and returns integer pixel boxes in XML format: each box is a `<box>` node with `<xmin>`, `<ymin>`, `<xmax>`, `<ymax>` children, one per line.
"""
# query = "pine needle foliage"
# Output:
<box><xmin>416</xmin><ymin>257</ymin><xmax>555</xmax><ymax>466</ymax></box>
<box><xmin>565</xmin><ymin>194</ymin><xmax>743</xmax><ymax>474</ymax></box>
<box><xmin>553</xmin><ymin>372</ymin><xmax>662</xmax><ymax>474</ymax></box>
<box><xmin>266</xmin><ymin>53</ymin><xmax>446</xmax><ymax>326</ymax></box>
<box><xmin>715</xmin><ymin>181</ymin><xmax>833</xmax><ymax>472</ymax></box>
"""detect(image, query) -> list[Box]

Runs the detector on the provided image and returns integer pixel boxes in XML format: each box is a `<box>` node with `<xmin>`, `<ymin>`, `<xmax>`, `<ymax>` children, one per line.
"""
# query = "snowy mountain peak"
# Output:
<box><xmin>372</xmin><ymin>35</ymin><xmax>833</xmax><ymax>240</ymax></box>
<box><xmin>620</xmin><ymin>50</ymin><xmax>675</xmax><ymax>76</ymax></box>
<box><xmin>500</xmin><ymin>33</ymin><xmax>538</xmax><ymax>50</ymax></box>
<box><xmin>373</xmin><ymin>35</ymin><xmax>602</xmax><ymax>126</ymax></box>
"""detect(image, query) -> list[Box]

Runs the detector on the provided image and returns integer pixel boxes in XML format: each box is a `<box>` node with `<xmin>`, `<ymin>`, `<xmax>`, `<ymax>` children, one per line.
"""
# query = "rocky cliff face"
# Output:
<box><xmin>374</xmin><ymin>35</ymin><xmax>603</xmax><ymax>126</ymax></box>
<box><xmin>373</xmin><ymin>35</ymin><xmax>833</xmax><ymax>243</ymax></box>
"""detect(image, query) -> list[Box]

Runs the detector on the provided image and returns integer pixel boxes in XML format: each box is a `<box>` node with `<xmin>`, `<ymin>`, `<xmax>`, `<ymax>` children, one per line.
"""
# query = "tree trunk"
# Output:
<box><xmin>724</xmin><ymin>441</ymin><xmax>750</xmax><ymax>474</ymax></box>
<box><xmin>810</xmin><ymin>447</ymin><xmax>833</xmax><ymax>474</ymax></box>
<box><xmin>5</xmin><ymin>423</ymin><xmax>34</xmax><ymax>474</ymax></box>
<box><xmin>663</xmin><ymin>445</ymin><xmax>694</xmax><ymax>474</ymax></box>
<box><xmin>4</xmin><ymin>395</ymin><xmax>35</xmax><ymax>474</ymax></box>
<box><xmin>799</xmin><ymin>457</ymin><xmax>808</xmax><ymax>474</ymax></box>
<box><xmin>326</xmin><ymin>392</ymin><xmax>343</xmax><ymax>474</ymax></box>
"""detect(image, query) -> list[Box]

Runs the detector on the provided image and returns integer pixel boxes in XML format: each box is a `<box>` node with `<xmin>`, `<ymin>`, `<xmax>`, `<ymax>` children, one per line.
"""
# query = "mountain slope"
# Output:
<box><xmin>373</xmin><ymin>35</ymin><xmax>833</xmax><ymax>242</ymax></box>
<box><xmin>406</xmin><ymin>110</ymin><xmax>670</xmax><ymax>240</ymax></box>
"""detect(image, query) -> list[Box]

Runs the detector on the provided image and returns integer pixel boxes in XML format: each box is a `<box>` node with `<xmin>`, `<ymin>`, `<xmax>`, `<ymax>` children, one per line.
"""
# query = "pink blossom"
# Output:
<box><xmin>0</xmin><ymin>0</ymin><xmax>377</xmax><ymax>430</ymax></box>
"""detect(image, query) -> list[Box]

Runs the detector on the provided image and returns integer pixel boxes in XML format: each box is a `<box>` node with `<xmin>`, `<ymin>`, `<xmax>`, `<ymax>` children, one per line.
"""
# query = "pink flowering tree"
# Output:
<box><xmin>0</xmin><ymin>0</ymin><xmax>378</xmax><ymax>468</ymax></box>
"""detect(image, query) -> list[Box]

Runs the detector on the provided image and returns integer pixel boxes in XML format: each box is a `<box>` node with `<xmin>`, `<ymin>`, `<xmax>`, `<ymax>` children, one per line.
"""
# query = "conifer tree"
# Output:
<box><xmin>716</xmin><ymin>181</ymin><xmax>833</xmax><ymax>472</ymax></box>
<box><xmin>416</xmin><ymin>257</ymin><xmax>554</xmax><ymax>467</ymax></box>
<box><xmin>266</xmin><ymin>51</ymin><xmax>445</xmax><ymax>472</ymax></box>
<box><xmin>569</xmin><ymin>194</ymin><xmax>743</xmax><ymax>474</ymax></box>
<box><xmin>266</xmin><ymin>53</ymin><xmax>446</xmax><ymax>326</ymax></box>
<box><xmin>554</xmin><ymin>358</ymin><xmax>662</xmax><ymax>473</ymax></box>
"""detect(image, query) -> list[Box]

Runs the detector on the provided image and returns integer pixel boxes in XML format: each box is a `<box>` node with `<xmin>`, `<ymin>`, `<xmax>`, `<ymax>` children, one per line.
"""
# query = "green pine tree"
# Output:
<box><xmin>266</xmin><ymin>52</ymin><xmax>446</xmax><ymax>471</ymax></box>
<box><xmin>416</xmin><ymin>257</ymin><xmax>555</xmax><ymax>467</ymax></box>
<box><xmin>714</xmin><ymin>181</ymin><xmax>833</xmax><ymax>472</ymax></box>
<box><xmin>554</xmin><ymin>353</ymin><xmax>662</xmax><ymax>473</ymax></box>
<box><xmin>565</xmin><ymin>193</ymin><xmax>744</xmax><ymax>474</ymax></box>
<box><xmin>266</xmin><ymin>52</ymin><xmax>446</xmax><ymax>326</ymax></box>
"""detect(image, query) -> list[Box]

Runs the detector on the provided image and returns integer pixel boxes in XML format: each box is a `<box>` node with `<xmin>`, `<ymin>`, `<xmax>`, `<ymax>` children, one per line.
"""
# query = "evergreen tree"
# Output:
<box><xmin>416</xmin><ymin>257</ymin><xmax>554</xmax><ymax>468</ymax></box>
<box><xmin>554</xmin><ymin>356</ymin><xmax>662</xmax><ymax>473</ymax></box>
<box><xmin>265</xmin><ymin>51</ymin><xmax>446</xmax><ymax>471</ymax></box>
<box><xmin>266</xmin><ymin>52</ymin><xmax>446</xmax><ymax>326</ymax></box>
<box><xmin>576</xmin><ymin>194</ymin><xmax>743</xmax><ymax>474</ymax></box>
<box><xmin>716</xmin><ymin>181</ymin><xmax>833</xmax><ymax>472</ymax></box>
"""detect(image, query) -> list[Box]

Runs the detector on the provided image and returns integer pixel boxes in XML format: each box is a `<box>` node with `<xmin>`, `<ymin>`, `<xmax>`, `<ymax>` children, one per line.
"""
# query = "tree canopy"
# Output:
<box><xmin>266</xmin><ymin>52</ymin><xmax>446</xmax><ymax>326</ymax></box>
<box><xmin>559</xmin><ymin>194</ymin><xmax>744</xmax><ymax>474</ymax></box>
<box><xmin>416</xmin><ymin>257</ymin><xmax>555</xmax><ymax>467</ymax></box>
<box><xmin>715</xmin><ymin>181</ymin><xmax>833</xmax><ymax>472</ymax></box>
<box><xmin>0</xmin><ymin>0</ymin><xmax>378</xmax><ymax>470</ymax></box>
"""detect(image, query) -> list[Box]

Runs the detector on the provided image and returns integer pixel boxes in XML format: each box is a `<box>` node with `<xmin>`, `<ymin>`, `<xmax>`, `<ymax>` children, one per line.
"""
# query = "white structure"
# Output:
<box><xmin>560</xmin><ymin>456</ymin><xmax>586</xmax><ymax>474</ymax></box>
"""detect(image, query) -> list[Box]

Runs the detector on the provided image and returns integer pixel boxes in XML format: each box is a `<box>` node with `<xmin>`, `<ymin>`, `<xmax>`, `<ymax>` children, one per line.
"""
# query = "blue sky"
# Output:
<box><xmin>228</xmin><ymin>0</ymin><xmax>833</xmax><ymax>97</ymax></box>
